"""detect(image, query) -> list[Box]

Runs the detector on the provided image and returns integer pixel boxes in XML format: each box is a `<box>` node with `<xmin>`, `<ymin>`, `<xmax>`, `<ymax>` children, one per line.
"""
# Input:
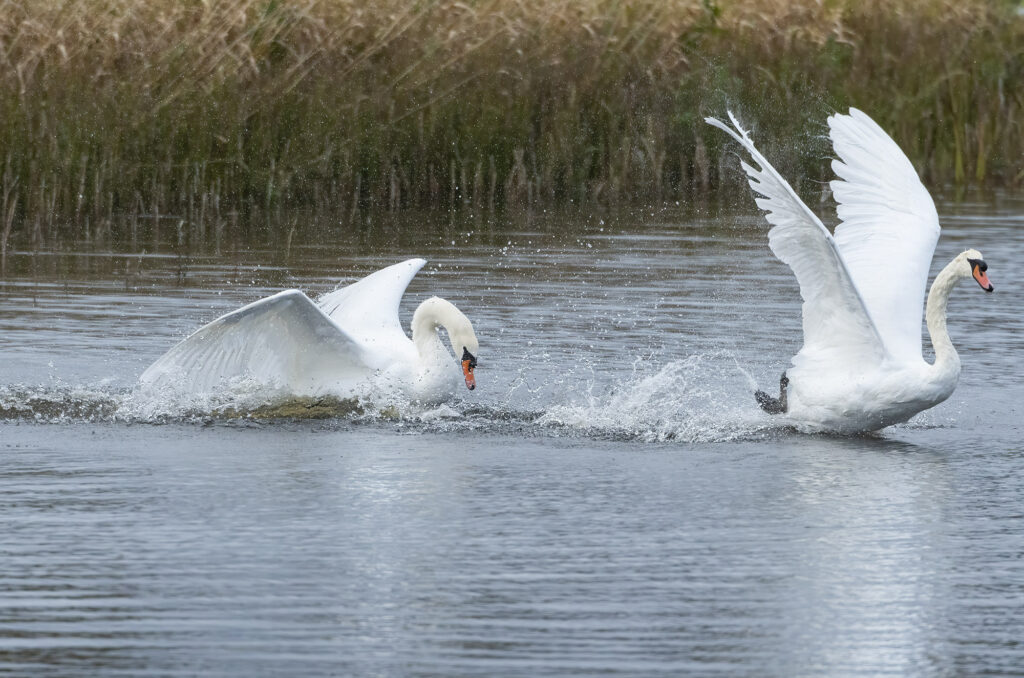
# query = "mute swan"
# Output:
<box><xmin>139</xmin><ymin>258</ymin><xmax>479</xmax><ymax>399</ymax></box>
<box><xmin>706</xmin><ymin>109</ymin><xmax>994</xmax><ymax>433</ymax></box>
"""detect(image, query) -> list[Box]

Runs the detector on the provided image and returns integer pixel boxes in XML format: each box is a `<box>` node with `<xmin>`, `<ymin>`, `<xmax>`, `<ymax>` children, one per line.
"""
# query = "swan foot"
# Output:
<box><xmin>755</xmin><ymin>372</ymin><xmax>789</xmax><ymax>415</ymax></box>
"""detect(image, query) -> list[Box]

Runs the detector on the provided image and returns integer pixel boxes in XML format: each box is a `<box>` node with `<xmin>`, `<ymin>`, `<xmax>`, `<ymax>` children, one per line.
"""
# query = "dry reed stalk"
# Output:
<box><xmin>0</xmin><ymin>0</ymin><xmax>1019</xmax><ymax>249</ymax></box>
<box><xmin>1</xmin><ymin>161</ymin><xmax>18</xmax><ymax>274</ymax></box>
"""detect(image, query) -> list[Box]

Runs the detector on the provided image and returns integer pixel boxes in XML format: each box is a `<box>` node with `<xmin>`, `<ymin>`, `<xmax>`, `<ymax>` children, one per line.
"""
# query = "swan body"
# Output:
<box><xmin>707</xmin><ymin>109</ymin><xmax>993</xmax><ymax>433</ymax></box>
<box><xmin>140</xmin><ymin>258</ymin><xmax>480</xmax><ymax>400</ymax></box>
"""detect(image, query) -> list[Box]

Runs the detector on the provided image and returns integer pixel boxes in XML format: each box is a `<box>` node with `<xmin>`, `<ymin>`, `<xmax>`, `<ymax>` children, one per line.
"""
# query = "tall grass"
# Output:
<box><xmin>0</xmin><ymin>0</ymin><xmax>1021</xmax><ymax>250</ymax></box>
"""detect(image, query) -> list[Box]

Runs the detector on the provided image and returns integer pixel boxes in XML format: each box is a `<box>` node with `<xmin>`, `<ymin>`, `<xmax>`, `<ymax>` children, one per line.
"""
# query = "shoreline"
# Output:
<box><xmin>1</xmin><ymin>0</ymin><xmax>1021</xmax><ymax>248</ymax></box>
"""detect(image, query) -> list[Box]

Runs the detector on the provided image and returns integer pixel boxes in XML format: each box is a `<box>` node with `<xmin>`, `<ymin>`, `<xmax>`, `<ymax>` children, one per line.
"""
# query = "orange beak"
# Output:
<box><xmin>973</xmin><ymin>264</ymin><xmax>994</xmax><ymax>292</ymax></box>
<box><xmin>462</xmin><ymin>359</ymin><xmax>476</xmax><ymax>390</ymax></box>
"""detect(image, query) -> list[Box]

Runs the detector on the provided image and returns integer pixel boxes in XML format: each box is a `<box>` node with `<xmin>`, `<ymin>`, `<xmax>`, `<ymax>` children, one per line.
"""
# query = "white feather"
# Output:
<box><xmin>828</xmin><ymin>108</ymin><xmax>940</xmax><ymax>362</ymax></box>
<box><xmin>139</xmin><ymin>290</ymin><xmax>369</xmax><ymax>395</ymax></box>
<box><xmin>140</xmin><ymin>258</ymin><xmax>478</xmax><ymax>400</ymax></box>
<box><xmin>317</xmin><ymin>258</ymin><xmax>426</xmax><ymax>362</ymax></box>
<box><xmin>704</xmin><ymin>112</ymin><xmax>886</xmax><ymax>376</ymax></box>
<box><xmin>707</xmin><ymin>109</ymin><xmax>990</xmax><ymax>432</ymax></box>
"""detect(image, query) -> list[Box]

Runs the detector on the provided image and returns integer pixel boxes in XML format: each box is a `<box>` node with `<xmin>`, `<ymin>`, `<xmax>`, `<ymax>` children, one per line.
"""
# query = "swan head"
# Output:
<box><xmin>450</xmin><ymin>322</ymin><xmax>480</xmax><ymax>391</ymax></box>
<box><xmin>412</xmin><ymin>296</ymin><xmax>480</xmax><ymax>391</ymax></box>
<box><xmin>959</xmin><ymin>249</ymin><xmax>994</xmax><ymax>292</ymax></box>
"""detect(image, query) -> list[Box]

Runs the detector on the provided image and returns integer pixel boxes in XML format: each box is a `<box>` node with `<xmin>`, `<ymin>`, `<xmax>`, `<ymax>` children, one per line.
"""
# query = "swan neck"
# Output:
<box><xmin>411</xmin><ymin>296</ymin><xmax>475</xmax><ymax>363</ymax></box>
<box><xmin>411</xmin><ymin>299</ymin><xmax>449</xmax><ymax>360</ymax></box>
<box><xmin>925</xmin><ymin>258</ymin><xmax>961</xmax><ymax>377</ymax></box>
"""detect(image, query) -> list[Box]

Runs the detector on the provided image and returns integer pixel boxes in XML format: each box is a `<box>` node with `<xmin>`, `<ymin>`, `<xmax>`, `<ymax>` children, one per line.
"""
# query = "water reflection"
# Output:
<box><xmin>2</xmin><ymin>415</ymin><xmax>1022</xmax><ymax>674</ymax></box>
<box><xmin>770</xmin><ymin>436</ymin><xmax>954</xmax><ymax>674</ymax></box>
<box><xmin>1</xmin><ymin>199</ymin><xmax>1023</xmax><ymax>674</ymax></box>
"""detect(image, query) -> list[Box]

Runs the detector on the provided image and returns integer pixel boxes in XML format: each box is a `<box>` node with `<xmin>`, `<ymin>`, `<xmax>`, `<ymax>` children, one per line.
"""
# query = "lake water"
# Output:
<box><xmin>2</xmin><ymin>198</ymin><xmax>1023</xmax><ymax>675</ymax></box>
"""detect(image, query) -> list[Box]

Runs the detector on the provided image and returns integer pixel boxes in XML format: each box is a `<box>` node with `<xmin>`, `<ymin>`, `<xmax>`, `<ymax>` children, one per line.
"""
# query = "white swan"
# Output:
<box><xmin>139</xmin><ymin>258</ymin><xmax>479</xmax><ymax>399</ymax></box>
<box><xmin>706</xmin><ymin>109</ymin><xmax>994</xmax><ymax>433</ymax></box>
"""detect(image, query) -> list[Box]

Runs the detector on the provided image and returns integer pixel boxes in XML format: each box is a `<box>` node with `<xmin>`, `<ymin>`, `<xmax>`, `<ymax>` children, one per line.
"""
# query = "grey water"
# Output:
<box><xmin>1</xmin><ymin>198</ymin><xmax>1023</xmax><ymax>676</ymax></box>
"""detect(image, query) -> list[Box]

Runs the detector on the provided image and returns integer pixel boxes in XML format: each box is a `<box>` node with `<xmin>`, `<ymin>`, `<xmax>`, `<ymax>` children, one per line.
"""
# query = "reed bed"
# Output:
<box><xmin>0</xmin><ymin>0</ymin><xmax>1021</xmax><ymax>250</ymax></box>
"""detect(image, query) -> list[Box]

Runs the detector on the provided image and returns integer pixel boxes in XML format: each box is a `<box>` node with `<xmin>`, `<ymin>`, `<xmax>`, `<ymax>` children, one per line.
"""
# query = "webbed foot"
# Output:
<box><xmin>755</xmin><ymin>371</ymin><xmax>789</xmax><ymax>415</ymax></box>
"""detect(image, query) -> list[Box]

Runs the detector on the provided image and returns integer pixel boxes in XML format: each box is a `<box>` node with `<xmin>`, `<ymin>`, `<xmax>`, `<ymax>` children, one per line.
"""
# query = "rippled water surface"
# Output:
<box><xmin>2</xmin><ymin>198</ymin><xmax>1023</xmax><ymax>675</ymax></box>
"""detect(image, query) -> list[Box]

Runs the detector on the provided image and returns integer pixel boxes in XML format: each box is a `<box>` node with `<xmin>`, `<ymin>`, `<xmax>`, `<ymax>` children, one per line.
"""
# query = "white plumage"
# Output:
<box><xmin>140</xmin><ymin>258</ymin><xmax>480</xmax><ymax>400</ymax></box>
<box><xmin>707</xmin><ymin>109</ymin><xmax>994</xmax><ymax>433</ymax></box>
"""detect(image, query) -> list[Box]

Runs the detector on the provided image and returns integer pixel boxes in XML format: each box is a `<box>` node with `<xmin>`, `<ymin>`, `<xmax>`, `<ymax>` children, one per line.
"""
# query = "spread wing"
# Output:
<box><xmin>139</xmin><ymin>290</ymin><xmax>370</xmax><ymax>395</ymax></box>
<box><xmin>317</xmin><ymin>258</ymin><xmax>426</xmax><ymax>351</ymax></box>
<box><xmin>705</xmin><ymin>112</ymin><xmax>887</xmax><ymax>371</ymax></box>
<box><xmin>828</xmin><ymin>108</ymin><xmax>940</xmax><ymax>363</ymax></box>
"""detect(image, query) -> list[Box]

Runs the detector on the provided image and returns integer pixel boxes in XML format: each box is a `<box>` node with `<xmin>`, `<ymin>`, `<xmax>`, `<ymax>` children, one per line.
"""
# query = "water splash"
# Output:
<box><xmin>536</xmin><ymin>351</ymin><xmax>775</xmax><ymax>442</ymax></box>
<box><xmin>0</xmin><ymin>383</ymin><xmax>120</xmax><ymax>422</ymax></box>
<box><xmin>2</xmin><ymin>352</ymin><xmax>783</xmax><ymax>443</ymax></box>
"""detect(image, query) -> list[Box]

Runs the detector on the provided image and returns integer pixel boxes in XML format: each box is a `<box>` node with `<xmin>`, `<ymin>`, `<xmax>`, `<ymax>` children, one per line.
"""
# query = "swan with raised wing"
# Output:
<box><xmin>140</xmin><ymin>258</ymin><xmax>479</xmax><ymax>400</ymax></box>
<box><xmin>706</xmin><ymin>109</ymin><xmax>994</xmax><ymax>433</ymax></box>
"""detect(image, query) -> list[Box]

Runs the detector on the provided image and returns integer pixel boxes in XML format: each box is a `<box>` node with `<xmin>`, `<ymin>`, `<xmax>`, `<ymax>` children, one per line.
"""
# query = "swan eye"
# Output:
<box><xmin>967</xmin><ymin>257</ymin><xmax>987</xmax><ymax>272</ymax></box>
<box><xmin>461</xmin><ymin>347</ymin><xmax>477</xmax><ymax>370</ymax></box>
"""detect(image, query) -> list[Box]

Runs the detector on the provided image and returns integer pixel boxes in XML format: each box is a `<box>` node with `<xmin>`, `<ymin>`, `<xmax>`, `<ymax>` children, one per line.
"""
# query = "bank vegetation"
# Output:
<box><xmin>0</xmin><ymin>0</ymin><xmax>1021</xmax><ymax>251</ymax></box>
